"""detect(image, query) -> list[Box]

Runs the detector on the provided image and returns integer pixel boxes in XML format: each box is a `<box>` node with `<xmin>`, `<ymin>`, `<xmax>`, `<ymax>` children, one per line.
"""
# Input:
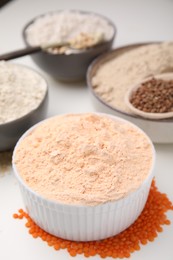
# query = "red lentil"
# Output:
<box><xmin>13</xmin><ymin>180</ymin><xmax>173</xmax><ymax>258</ymax></box>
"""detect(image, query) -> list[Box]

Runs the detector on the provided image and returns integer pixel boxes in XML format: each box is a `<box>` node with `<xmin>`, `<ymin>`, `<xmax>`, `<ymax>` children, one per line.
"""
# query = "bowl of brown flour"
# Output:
<box><xmin>0</xmin><ymin>61</ymin><xmax>48</xmax><ymax>151</ymax></box>
<box><xmin>87</xmin><ymin>42</ymin><xmax>173</xmax><ymax>143</ymax></box>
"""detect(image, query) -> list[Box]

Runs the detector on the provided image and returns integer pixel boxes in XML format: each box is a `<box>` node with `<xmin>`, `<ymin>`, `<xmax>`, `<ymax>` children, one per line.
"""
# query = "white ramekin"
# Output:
<box><xmin>12</xmin><ymin>113</ymin><xmax>156</xmax><ymax>241</ymax></box>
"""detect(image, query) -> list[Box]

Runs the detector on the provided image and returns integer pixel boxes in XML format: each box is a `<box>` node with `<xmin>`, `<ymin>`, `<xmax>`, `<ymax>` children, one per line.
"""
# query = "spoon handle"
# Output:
<box><xmin>0</xmin><ymin>46</ymin><xmax>41</xmax><ymax>61</ymax></box>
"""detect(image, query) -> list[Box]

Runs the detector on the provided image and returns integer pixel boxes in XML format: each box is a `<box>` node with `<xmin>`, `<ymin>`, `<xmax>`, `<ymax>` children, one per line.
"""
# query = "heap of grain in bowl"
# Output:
<box><xmin>14</xmin><ymin>113</ymin><xmax>154</xmax><ymax>206</ymax></box>
<box><xmin>91</xmin><ymin>42</ymin><xmax>173</xmax><ymax>113</ymax></box>
<box><xmin>0</xmin><ymin>61</ymin><xmax>47</xmax><ymax>124</ymax></box>
<box><xmin>25</xmin><ymin>10</ymin><xmax>115</xmax><ymax>54</ymax></box>
<box><xmin>130</xmin><ymin>77</ymin><xmax>173</xmax><ymax>114</ymax></box>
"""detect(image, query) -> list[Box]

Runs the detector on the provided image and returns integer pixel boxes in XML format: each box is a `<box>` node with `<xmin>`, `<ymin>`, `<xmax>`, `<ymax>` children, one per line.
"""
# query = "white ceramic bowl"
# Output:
<box><xmin>12</xmin><ymin>113</ymin><xmax>155</xmax><ymax>241</ymax></box>
<box><xmin>87</xmin><ymin>43</ymin><xmax>173</xmax><ymax>143</ymax></box>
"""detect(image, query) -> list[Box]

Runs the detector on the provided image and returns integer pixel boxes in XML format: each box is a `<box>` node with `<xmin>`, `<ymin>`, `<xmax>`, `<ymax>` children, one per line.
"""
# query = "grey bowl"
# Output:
<box><xmin>0</xmin><ymin>66</ymin><xmax>48</xmax><ymax>151</ymax></box>
<box><xmin>87</xmin><ymin>42</ymin><xmax>173</xmax><ymax>143</ymax></box>
<box><xmin>22</xmin><ymin>10</ymin><xmax>117</xmax><ymax>81</ymax></box>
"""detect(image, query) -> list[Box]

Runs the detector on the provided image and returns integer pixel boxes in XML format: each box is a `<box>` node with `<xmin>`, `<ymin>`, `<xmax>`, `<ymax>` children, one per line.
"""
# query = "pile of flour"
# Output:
<box><xmin>25</xmin><ymin>10</ymin><xmax>114</xmax><ymax>49</ymax></box>
<box><xmin>14</xmin><ymin>113</ymin><xmax>153</xmax><ymax>206</ymax></box>
<box><xmin>0</xmin><ymin>61</ymin><xmax>47</xmax><ymax>124</ymax></box>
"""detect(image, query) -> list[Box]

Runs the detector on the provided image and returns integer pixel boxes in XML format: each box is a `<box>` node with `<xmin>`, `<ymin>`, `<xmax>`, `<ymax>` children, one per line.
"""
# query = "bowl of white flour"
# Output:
<box><xmin>23</xmin><ymin>10</ymin><xmax>116</xmax><ymax>81</ymax></box>
<box><xmin>0</xmin><ymin>61</ymin><xmax>48</xmax><ymax>151</ymax></box>
<box><xmin>87</xmin><ymin>42</ymin><xmax>173</xmax><ymax>143</ymax></box>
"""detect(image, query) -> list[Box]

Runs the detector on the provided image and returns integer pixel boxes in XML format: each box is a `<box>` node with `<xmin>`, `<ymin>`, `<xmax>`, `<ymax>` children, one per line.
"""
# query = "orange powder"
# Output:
<box><xmin>14</xmin><ymin>113</ymin><xmax>153</xmax><ymax>206</ymax></box>
<box><xmin>13</xmin><ymin>180</ymin><xmax>173</xmax><ymax>258</ymax></box>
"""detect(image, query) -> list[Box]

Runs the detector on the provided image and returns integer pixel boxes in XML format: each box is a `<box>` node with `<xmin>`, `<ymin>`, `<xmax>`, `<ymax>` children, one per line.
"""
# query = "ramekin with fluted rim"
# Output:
<box><xmin>12</xmin><ymin>113</ymin><xmax>155</xmax><ymax>242</ymax></box>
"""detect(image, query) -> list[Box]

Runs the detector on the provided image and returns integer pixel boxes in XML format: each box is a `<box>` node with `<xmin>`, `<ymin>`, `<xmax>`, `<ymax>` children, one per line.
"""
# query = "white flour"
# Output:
<box><xmin>25</xmin><ymin>10</ymin><xmax>114</xmax><ymax>51</ymax></box>
<box><xmin>0</xmin><ymin>61</ymin><xmax>47</xmax><ymax>124</ymax></box>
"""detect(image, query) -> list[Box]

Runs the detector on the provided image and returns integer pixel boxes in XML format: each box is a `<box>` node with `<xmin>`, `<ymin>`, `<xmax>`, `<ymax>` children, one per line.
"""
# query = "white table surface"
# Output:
<box><xmin>0</xmin><ymin>0</ymin><xmax>173</xmax><ymax>259</ymax></box>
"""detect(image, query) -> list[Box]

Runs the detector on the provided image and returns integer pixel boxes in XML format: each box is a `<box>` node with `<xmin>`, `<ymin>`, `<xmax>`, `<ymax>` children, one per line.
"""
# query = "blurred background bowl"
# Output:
<box><xmin>22</xmin><ymin>10</ymin><xmax>117</xmax><ymax>81</ymax></box>
<box><xmin>87</xmin><ymin>42</ymin><xmax>173</xmax><ymax>144</ymax></box>
<box><xmin>0</xmin><ymin>65</ymin><xmax>48</xmax><ymax>151</ymax></box>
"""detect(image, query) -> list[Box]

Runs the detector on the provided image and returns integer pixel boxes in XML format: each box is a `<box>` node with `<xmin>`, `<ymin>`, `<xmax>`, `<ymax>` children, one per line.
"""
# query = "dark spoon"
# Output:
<box><xmin>0</xmin><ymin>42</ymin><xmax>70</xmax><ymax>61</ymax></box>
<box><xmin>0</xmin><ymin>34</ymin><xmax>104</xmax><ymax>61</ymax></box>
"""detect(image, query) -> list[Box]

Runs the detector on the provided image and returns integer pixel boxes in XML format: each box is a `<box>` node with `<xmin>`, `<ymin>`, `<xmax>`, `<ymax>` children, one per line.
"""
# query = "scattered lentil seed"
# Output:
<box><xmin>130</xmin><ymin>78</ymin><xmax>173</xmax><ymax>113</ymax></box>
<box><xmin>13</xmin><ymin>180</ymin><xmax>173</xmax><ymax>259</ymax></box>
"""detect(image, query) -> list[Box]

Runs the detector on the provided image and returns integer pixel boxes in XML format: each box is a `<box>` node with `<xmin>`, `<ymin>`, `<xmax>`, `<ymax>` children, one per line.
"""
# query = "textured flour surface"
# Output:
<box><xmin>92</xmin><ymin>42</ymin><xmax>173</xmax><ymax>113</ymax></box>
<box><xmin>14</xmin><ymin>114</ymin><xmax>153</xmax><ymax>206</ymax></box>
<box><xmin>0</xmin><ymin>61</ymin><xmax>47</xmax><ymax>124</ymax></box>
<box><xmin>26</xmin><ymin>10</ymin><xmax>114</xmax><ymax>47</ymax></box>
